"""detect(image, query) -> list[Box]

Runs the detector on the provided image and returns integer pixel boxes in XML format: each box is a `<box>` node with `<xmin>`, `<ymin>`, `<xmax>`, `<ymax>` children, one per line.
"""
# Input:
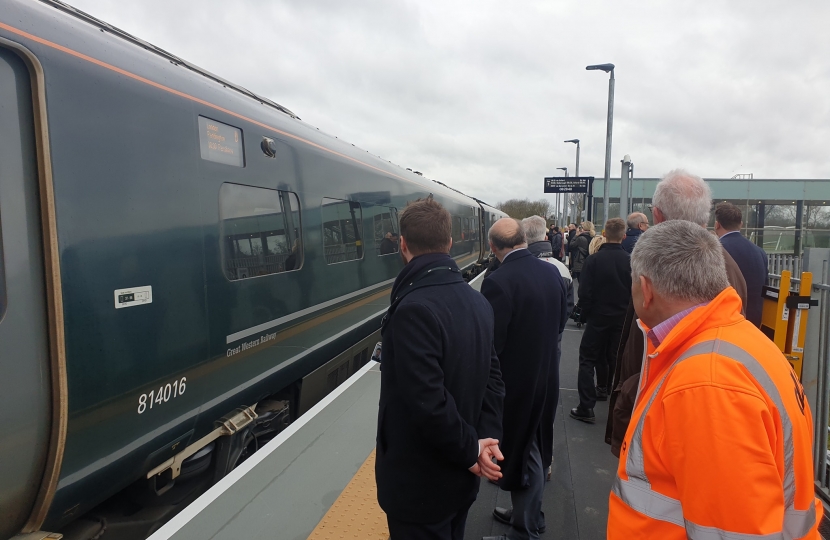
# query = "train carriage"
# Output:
<box><xmin>0</xmin><ymin>1</ymin><xmax>506</xmax><ymax>538</ymax></box>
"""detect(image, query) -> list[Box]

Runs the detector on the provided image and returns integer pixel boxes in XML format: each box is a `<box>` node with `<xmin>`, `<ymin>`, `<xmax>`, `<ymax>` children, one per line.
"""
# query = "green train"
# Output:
<box><xmin>0</xmin><ymin>1</ymin><xmax>507</xmax><ymax>538</ymax></box>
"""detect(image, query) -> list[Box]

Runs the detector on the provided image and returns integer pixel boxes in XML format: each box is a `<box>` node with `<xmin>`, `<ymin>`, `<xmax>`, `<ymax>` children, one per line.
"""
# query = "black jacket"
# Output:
<box><xmin>376</xmin><ymin>254</ymin><xmax>504</xmax><ymax>523</ymax></box>
<box><xmin>565</xmin><ymin>229</ymin><xmax>576</xmax><ymax>255</ymax></box>
<box><xmin>481</xmin><ymin>250</ymin><xmax>566</xmax><ymax>490</ymax></box>
<box><xmin>720</xmin><ymin>232</ymin><xmax>768</xmax><ymax>326</ymax></box>
<box><xmin>549</xmin><ymin>231</ymin><xmax>563</xmax><ymax>259</ymax></box>
<box><xmin>569</xmin><ymin>231</ymin><xmax>592</xmax><ymax>273</ymax></box>
<box><xmin>621</xmin><ymin>227</ymin><xmax>642</xmax><ymax>253</ymax></box>
<box><xmin>578</xmin><ymin>243</ymin><xmax>631</xmax><ymax>322</ymax></box>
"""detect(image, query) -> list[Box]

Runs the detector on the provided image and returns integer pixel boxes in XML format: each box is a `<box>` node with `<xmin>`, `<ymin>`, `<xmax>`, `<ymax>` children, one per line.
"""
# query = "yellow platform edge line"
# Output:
<box><xmin>307</xmin><ymin>448</ymin><xmax>389</xmax><ymax>540</ymax></box>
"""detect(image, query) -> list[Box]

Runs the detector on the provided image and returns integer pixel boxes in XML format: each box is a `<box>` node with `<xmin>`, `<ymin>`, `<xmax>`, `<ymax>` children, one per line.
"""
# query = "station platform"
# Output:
<box><xmin>146</xmin><ymin>269</ymin><xmax>619</xmax><ymax>540</ymax></box>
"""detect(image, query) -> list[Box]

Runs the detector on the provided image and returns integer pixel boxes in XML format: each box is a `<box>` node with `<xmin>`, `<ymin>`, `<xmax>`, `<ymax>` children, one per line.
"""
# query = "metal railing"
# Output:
<box><xmin>809</xmin><ymin>259</ymin><xmax>830</xmax><ymax>499</ymax></box>
<box><xmin>767</xmin><ymin>253</ymin><xmax>803</xmax><ymax>288</ymax></box>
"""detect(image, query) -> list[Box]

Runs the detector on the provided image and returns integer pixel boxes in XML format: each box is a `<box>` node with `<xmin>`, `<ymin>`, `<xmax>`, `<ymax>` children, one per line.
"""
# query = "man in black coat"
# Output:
<box><xmin>715</xmin><ymin>202</ymin><xmax>768</xmax><ymax>326</ymax></box>
<box><xmin>523</xmin><ymin>216</ymin><xmax>573</xmax><ymax>483</ymax></box>
<box><xmin>376</xmin><ymin>198</ymin><xmax>505</xmax><ymax>540</ymax></box>
<box><xmin>481</xmin><ymin>218</ymin><xmax>567</xmax><ymax>540</ymax></box>
<box><xmin>547</xmin><ymin>225</ymin><xmax>564</xmax><ymax>262</ymax></box>
<box><xmin>621</xmin><ymin>212</ymin><xmax>648</xmax><ymax>253</ymax></box>
<box><xmin>570</xmin><ymin>218</ymin><xmax>632</xmax><ymax>423</ymax></box>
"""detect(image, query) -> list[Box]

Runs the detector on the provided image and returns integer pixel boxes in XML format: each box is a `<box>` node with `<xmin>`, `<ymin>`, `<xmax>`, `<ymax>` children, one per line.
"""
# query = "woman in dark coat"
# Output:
<box><xmin>569</xmin><ymin>222</ymin><xmax>594</xmax><ymax>280</ymax></box>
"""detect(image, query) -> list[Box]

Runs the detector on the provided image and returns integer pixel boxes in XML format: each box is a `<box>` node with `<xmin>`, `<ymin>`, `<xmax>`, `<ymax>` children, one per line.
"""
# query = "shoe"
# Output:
<box><xmin>570</xmin><ymin>406</ymin><xmax>596</xmax><ymax>423</ymax></box>
<box><xmin>596</xmin><ymin>387</ymin><xmax>608</xmax><ymax>401</ymax></box>
<box><xmin>492</xmin><ymin>508</ymin><xmax>546</xmax><ymax>533</ymax></box>
<box><xmin>492</xmin><ymin>507</ymin><xmax>511</xmax><ymax>525</ymax></box>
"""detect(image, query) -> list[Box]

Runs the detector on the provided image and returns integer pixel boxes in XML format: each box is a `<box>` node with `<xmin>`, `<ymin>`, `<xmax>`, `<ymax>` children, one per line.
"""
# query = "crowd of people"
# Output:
<box><xmin>374</xmin><ymin>170</ymin><xmax>821</xmax><ymax>540</ymax></box>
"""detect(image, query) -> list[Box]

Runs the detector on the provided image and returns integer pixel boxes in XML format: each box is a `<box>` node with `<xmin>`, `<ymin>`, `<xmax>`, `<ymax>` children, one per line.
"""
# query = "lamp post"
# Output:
<box><xmin>586</xmin><ymin>63</ymin><xmax>615</xmax><ymax>226</ymax></box>
<box><xmin>565</xmin><ymin>139</ymin><xmax>580</xmax><ymax>220</ymax></box>
<box><xmin>556</xmin><ymin>167</ymin><xmax>568</xmax><ymax>226</ymax></box>
<box><xmin>620</xmin><ymin>154</ymin><xmax>632</xmax><ymax>218</ymax></box>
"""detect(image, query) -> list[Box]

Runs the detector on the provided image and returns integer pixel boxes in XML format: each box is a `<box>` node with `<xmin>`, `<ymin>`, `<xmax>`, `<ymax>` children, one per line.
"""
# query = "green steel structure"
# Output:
<box><xmin>588</xmin><ymin>178</ymin><xmax>830</xmax><ymax>255</ymax></box>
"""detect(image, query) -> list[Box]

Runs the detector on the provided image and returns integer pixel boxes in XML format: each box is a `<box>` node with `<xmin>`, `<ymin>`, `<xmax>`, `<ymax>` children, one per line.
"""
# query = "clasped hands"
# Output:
<box><xmin>469</xmin><ymin>438</ymin><xmax>504</xmax><ymax>481</ymax></box>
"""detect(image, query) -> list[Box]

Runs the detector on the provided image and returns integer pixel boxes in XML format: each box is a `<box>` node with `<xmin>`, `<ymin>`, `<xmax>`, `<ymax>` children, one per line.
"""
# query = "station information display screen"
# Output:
<box><xmin>198</xmin><ymin>116</ymin><xmax>244</xmax><ymax>167</ymax></box>
<box><xmin>543</xmin><ymin>176</ymin><xmax>593</xmax><ymax>193</ymax></box>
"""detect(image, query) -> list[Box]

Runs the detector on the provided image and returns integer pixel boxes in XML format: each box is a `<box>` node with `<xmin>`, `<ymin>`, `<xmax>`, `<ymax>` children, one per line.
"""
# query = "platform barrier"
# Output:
<box><xmin>761</xmin><ymin>269</ymin><xmax>818</xmax><ymax>379</ymax></box>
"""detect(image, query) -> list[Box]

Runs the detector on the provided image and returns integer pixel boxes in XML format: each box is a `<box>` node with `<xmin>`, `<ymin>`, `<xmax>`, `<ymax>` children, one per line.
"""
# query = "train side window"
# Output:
<box><xmin>322</xmin><ymin>198</ymin><xmax>364</xmax><ymax>264</ymax></box>
<box><xmin>219</xmin><ymin>183</ymin><xmax>303</xmax><ymax>280</ymax></box>
<box><xmin>374</xmin><ymin>207</ymin><xmax>399</xmax><ymax>256</ymax></box>
<box><xmin>451</xmin><ymin>215</ymin><xmax>463</xmax><ymax>242</ymax></box>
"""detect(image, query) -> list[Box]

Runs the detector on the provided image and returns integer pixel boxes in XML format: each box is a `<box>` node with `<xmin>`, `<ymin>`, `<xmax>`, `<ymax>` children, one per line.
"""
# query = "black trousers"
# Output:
<box><xmin>387</xmin><ymin>501</ymin><xmax>473</xmax><ymax>540</ymax></box>
<box><xmin>541</xmin><ymin>332</ymin><xmax>562</xmax><ymax>468</ymax></box>
<box><xmin>507</xmin><ymin>435</ymin><xmax>545</xmax><ymax>540</ymax></box>
<box><xmin>577</xmin><ymin>317</ymin><xmax>623</xmax><ymax>410</ymax></box>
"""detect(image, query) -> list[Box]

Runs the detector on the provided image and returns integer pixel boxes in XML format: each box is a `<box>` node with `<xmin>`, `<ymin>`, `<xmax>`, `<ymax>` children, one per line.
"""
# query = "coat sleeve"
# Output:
<box><xmin>721</xmin><ymin>247</ymin><xmax>748</xmax><ymax>316</ymax></box>
<box><xmin>391</xmin><ymin>302</ymin><xmax>480</xmax><ymax>468</ymax></box>
<box><xmin>578</xmin><ymin>255</ymin><xmax>594</xmax><ymax>318</ymax></box>
<box><xmin>481</xmin><ymin>277</ymin><xmax>511</xmax><ymax>357</ymax></box>
<box><xmin>559</xmin><ymin>276</ymin><xmax>569</xmax><ymax>334</ymax></box>
<box><xmin>476</xmin><ymin>343</ymin><xmax>505</xmax><ymax>441</ymax></box>
<box><xmin>660</xmin><ymin>384</ymin><xmax>784</xmax><ymax>535</ymax></box>
<box><xmin>565</xmin><ymin>279</ymin><xmax>575</xmax><ymax>320</ymax></box>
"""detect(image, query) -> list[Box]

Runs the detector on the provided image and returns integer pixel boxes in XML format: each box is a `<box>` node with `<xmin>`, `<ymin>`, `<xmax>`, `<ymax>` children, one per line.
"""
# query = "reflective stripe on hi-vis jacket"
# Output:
<box><xmin>612</xmin><ymin>338</ymin><xmax>817</xmax><ymax>539</ymax></box>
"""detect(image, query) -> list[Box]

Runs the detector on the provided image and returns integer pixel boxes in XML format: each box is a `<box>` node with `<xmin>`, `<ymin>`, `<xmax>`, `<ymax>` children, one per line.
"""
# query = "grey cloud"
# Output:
<box><xmin>68</xmin><ymin>0</ymin><xmax>830</xmax><ymax>206</ymax></box>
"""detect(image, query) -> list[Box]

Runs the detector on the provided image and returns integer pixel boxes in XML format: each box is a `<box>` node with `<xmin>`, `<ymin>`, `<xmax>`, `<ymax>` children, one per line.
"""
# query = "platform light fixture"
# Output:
<box><xmin>586</xmin><ymin>63</ymin><xmax>615</xmax><ymax>225</ymax></box>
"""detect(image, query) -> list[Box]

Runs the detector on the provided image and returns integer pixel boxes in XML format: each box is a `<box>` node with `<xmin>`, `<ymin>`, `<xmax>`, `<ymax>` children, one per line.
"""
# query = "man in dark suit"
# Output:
<box><xmin>621</xmin><ymin>212</ymin><xmax>648</xmax><ymax>254</ymax></box>
<box><xmin>376</xmin><ymin>197</ymin><xmax>505</xmax><ymax>540</ymax></box>
<box><xmin>569</xmin><ymin>218</ymin><xmax>631</xmax><ymax>423</ymax></box>
<box><xmin>481</xmin><ymin>218</ymin><xmax>567</xmax><ymax>540</ymax></box>
<box><xmin>715</xmin><ymin>201</ymin><xmax>768</xmax><ymax>326</ymax></box>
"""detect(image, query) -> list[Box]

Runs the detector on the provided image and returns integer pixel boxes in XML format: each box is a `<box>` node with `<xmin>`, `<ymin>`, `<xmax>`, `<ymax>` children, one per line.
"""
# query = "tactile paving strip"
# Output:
<box><xmin>307</xmin><ymin>449</ymin><xmax>389</xmax><ymax>540</ymax></box>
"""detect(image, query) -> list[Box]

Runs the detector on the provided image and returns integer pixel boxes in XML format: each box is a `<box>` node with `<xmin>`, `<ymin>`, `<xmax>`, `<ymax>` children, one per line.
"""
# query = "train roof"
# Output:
<box><xmin>25</xmin><ymin>0</ymin><xmax>486</xmax><ymax>210</ymax></box>
<box><xmin>39</xmin><ymin>0</ymin><xmax>300</xmax><ymax>121</ymax></box>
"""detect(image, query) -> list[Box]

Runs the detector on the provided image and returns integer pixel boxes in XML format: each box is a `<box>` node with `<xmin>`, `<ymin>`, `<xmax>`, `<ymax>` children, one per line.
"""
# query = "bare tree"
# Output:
<box><xmin>496</xmin><ymin>198</ymin><xmax>552</xmax><ymax>220</ymax></box>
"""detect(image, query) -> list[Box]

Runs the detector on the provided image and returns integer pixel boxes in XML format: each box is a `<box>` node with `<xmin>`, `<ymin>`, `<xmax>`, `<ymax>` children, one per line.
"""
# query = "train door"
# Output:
<box><xmin>0</xmin><ymin>47</ymin><xmax>53</xmax><ymax>538</ymax></box>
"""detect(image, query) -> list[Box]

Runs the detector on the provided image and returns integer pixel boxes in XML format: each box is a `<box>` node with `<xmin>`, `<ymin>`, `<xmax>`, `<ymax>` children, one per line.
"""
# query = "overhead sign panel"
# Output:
<box><xmin>544</xmin><ymin>176</ymin><xmax>593</xmax><ymax>193</ymax></box>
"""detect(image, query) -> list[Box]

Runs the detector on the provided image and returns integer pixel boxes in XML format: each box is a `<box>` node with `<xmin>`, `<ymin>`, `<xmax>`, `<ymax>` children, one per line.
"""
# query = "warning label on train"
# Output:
<box><xmin>198</xmin><ymin>116</ymin><xmax>244</xmax><ymax>167</ymax></box>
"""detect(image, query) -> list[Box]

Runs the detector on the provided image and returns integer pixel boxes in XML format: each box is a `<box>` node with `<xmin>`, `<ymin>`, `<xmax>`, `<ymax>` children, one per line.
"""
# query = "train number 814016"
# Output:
<box><xmin>138</xmin><ymin>377</ymin><xmax>187</xmax><ymax>414</ymax></box>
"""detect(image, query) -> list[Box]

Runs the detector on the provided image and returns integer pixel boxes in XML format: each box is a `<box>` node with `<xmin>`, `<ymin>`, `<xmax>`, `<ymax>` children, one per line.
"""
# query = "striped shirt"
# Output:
<box><xmin>647</xmin><ymin>303</ymin><xmax>709</xmax><ymax>348</ymax></box>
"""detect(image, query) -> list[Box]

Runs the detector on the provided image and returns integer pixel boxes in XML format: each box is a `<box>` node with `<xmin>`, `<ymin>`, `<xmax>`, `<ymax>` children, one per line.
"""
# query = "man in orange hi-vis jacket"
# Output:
<box><xmin>608</xmin><ymin>220</ymin><xmax>822</xmax><ymax>539</ymax></box>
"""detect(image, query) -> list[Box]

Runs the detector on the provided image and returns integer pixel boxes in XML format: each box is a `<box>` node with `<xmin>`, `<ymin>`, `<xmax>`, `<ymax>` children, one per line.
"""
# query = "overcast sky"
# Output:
<box><xmin>68</xmin><ymin>0</ymin><xmax>830</xmax><ymax>206</ymax></box>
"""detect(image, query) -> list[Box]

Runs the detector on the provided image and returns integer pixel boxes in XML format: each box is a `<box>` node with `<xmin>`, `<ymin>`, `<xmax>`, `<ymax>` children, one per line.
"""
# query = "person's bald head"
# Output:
<box><xmin>626</xmin><ymin>212</ymin><xmax>649</xmax><ymax>230</ymax></box>
<box><xmin>489</xmin><ymin>217</ymin><xmax>527</xmax><ymax>261</ymax></box>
